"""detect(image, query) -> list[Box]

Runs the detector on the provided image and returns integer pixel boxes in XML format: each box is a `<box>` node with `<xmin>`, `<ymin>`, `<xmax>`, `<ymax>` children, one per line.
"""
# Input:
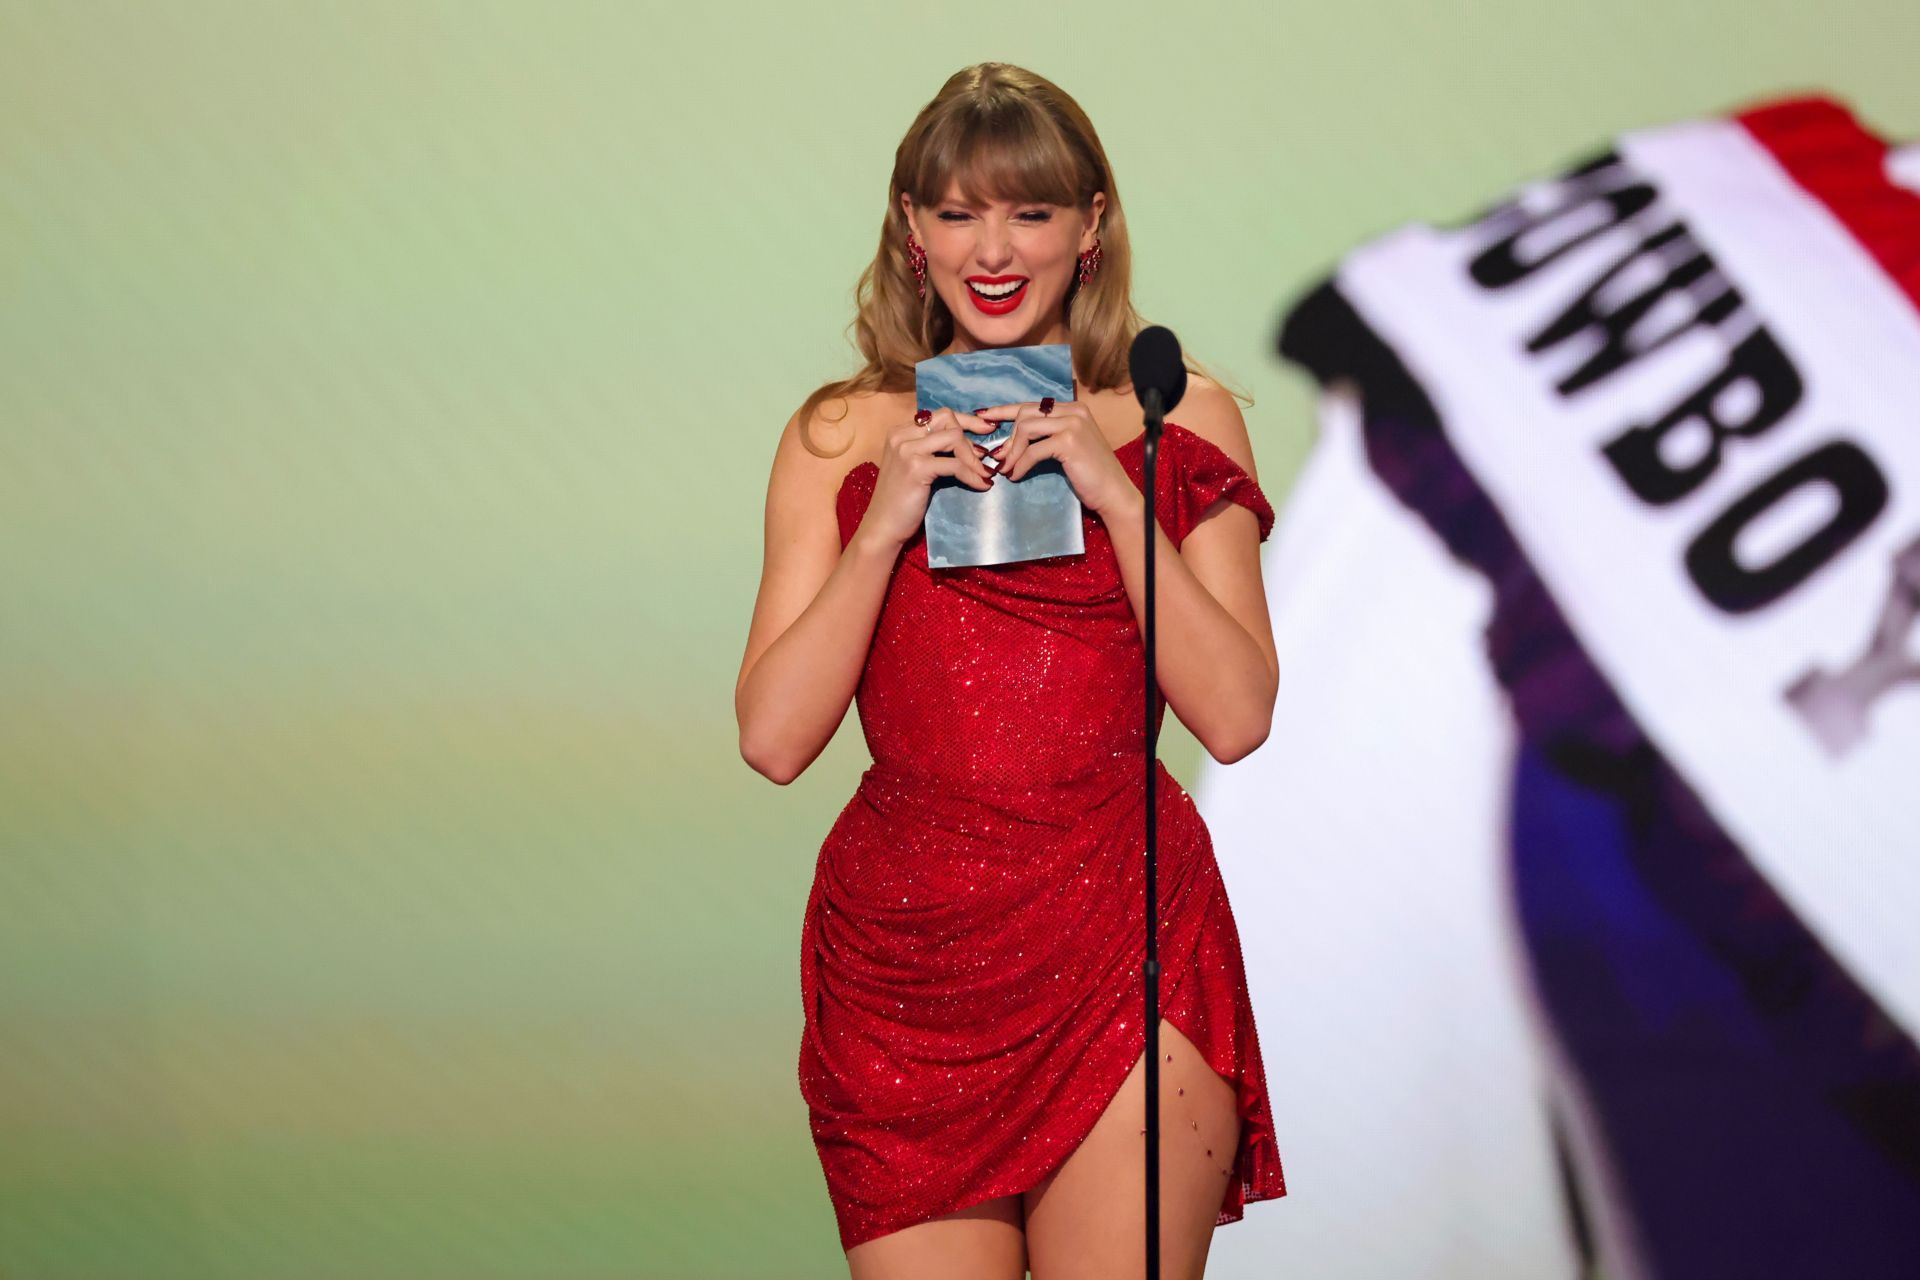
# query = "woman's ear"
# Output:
<box><xmin>899</xmin><ymin>191</ymin><xmax>918</xmax><ymax>239</ymax></box>
<box><xmin>1085</xmin><ymin>192</ymin><xmax>1107</xmax><ymax>247</ymax></box>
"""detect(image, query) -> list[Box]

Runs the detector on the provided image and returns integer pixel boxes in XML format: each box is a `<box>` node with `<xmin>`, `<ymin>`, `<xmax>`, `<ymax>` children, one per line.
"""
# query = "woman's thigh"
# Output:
<box><xmin>1021</xmin><ymin>1018</ymin><xmax>1240</xmax><ymax>1280</ymax></box>
<box><xmin>844</xmin><ymin>1195</ymin><xmax>1026</xmax><ymax>1280</ymax></box>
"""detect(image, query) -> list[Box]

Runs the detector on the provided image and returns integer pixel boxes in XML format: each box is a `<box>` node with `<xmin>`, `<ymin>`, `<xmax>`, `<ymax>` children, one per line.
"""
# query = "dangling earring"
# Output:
<box><xmin>1076</xmin><ymin>236</ymin><xmax>1103</xmax><ymax>288</ymax></box>
<box><xmin>906</xmin><ymin>231</ymin><xmax>928</xmax><ymax>300</ymax></box>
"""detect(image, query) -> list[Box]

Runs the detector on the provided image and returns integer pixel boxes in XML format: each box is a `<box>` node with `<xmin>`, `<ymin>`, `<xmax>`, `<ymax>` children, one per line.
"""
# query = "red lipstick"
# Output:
<box><xmin>963</xmin><ymin>274</ymin><xmax>1030</xmax><ymax>316</ymax></box>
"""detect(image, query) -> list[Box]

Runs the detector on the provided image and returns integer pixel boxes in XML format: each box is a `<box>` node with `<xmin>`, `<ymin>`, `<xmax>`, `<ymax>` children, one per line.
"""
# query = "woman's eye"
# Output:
<box><xmin>934</xmin><ymin>210</ymin><xmax>1050</xmax><ymax>223</ymax></box>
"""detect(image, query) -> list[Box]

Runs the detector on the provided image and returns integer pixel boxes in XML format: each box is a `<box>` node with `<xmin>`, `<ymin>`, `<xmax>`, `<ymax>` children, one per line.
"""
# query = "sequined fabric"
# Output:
<box><xmin>799</xmin><ymin>422</ymin><xmax>1289</xmax><ymax>1250</ymax></box>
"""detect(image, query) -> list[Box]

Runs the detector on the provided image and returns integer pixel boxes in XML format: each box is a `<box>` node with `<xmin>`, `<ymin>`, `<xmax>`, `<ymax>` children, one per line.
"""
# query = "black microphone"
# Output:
<box><xmin>1128</xmin><ymin>325</ymin><xmax>1186</xmax><ymax>421</ymax></box>
<box><xmin>1127</xmin><ymin>320</ymin><xmax>1187</xmax><ymax>1280</ymax></box>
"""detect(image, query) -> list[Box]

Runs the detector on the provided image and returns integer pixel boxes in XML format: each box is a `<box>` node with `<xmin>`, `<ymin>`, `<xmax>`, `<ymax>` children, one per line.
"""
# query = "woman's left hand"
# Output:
<box><xmin>973</xmin><ymin>398</ymin><xmax>1139</xmax><ymax>519</ymax></box>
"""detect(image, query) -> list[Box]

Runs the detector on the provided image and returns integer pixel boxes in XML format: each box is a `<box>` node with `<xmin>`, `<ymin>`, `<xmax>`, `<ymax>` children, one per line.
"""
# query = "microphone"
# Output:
<box><xmin>1127</xmin><ymin>320</ymin><xmax>1188</xmax><ymax>1280</ymax></box>
<box><xmin>1128</xmin><ymin>325</ymin><xmax>1187</xmax><ymax>421</ymax></box>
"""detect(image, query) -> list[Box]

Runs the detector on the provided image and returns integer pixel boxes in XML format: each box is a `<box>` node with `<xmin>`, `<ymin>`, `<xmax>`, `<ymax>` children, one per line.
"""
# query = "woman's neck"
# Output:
<box><xmin>941</xmin><ymin>316</ymin><xmax>1072</xmax><ymax>356</ymax></box>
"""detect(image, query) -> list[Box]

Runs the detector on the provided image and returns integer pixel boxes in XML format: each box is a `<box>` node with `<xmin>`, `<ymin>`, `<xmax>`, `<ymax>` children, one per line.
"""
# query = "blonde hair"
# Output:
<box><xmin>798</xmin><ymin>63</ymin><xmax>1238</xmax><ymax>457</ymax></box>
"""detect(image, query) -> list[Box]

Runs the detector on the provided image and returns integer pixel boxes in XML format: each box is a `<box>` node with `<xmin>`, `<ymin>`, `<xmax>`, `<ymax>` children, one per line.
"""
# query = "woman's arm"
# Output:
<box><xmin>737</xmin><ymin>401</ymin><xmax>994</xmax><ymax>783</ymax></box>
<box><xmin>734</xmin><ymin>409</ymin><xmax>899</xmax><ymax>785</ymax></box>
<box><xmin>1101</xmin><ymin>382</ymin><xmax>1280</xmax><ymax>763</ymax></box>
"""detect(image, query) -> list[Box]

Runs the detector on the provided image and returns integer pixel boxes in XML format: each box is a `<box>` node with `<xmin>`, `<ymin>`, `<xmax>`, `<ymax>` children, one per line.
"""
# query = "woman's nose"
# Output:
<box><xmin>974</xmin><ymin>223</ymin><xmax>1014</xmax><ymax>272</ymax></box>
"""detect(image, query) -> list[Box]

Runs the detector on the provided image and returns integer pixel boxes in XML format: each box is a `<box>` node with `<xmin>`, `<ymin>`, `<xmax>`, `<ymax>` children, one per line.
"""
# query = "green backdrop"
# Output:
<box><xmin>2</xmin><ymin>3</ymin><xmax>1912</xmax><ymax>1276</ymax></box>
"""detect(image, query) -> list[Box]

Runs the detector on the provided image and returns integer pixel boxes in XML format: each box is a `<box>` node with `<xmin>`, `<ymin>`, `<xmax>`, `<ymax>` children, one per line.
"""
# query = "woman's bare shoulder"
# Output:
<box><xmin>1182</xmin><ymin>370</ymin><xmax>1242</xmax><ymax>410</ymax></box>
<box><xmin>1080</xmin><ymin>372</ymin><xmax>1247</xmax><ymax>460</ymax></box>
<box><xmin>769</xmin><ymin>388</ymin><xmax>916</xmax><ymax>500</ymax></box>
<box><xmin>1171</xmin><ymin>373</ymin><xmax>1258</xmax><ymax>474</ymax></box>
<box><xmin>797</xmin><ymin>388</ymin><xmax>915</xmax><ymax>448</ymax></box>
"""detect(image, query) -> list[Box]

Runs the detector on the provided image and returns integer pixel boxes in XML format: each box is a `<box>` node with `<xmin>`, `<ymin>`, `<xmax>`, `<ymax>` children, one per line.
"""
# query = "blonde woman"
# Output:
<box><xmin>736</xmin><ymin>63</ymin><xmax>1288</xmax><ymax>1279</ymax></box>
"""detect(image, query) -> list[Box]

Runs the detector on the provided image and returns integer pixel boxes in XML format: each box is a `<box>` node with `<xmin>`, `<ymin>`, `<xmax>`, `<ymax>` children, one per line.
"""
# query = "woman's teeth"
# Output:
<box><xmin>968</xmin><ymin>279</ymin><xmax>1027</xmax><ymax>299</ymax></box>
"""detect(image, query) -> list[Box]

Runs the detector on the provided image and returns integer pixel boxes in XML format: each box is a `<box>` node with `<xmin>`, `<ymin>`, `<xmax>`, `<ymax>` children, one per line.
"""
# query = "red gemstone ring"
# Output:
<box><xmin>1038</xmin><ymin>396</ymin><xmax>1055</xmax><ymax>416</ymax></box>
<box><xmin>914</xmin><ymin>408</ymin><xmax>933</xmax><ymax>431</ymax></box>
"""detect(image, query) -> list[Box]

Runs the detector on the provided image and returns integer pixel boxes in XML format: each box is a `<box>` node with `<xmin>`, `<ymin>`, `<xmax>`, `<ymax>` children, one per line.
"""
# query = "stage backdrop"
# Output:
<box><xmin>1</xmin><ymin>3</ymin><xmax>1913</xmax><ymax>1278</ymax></box>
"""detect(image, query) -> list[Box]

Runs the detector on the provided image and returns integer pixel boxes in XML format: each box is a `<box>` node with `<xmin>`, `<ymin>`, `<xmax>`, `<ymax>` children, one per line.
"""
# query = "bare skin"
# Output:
<box><xmin>736</xmin><ymin>186</ymin><xmax>1278</xmax><ymax>1276</ymax></box>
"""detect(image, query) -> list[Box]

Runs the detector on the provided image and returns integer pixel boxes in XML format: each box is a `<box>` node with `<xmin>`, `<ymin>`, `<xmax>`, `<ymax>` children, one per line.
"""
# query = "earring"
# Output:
<box><xmin>1076</xmin><ymin>236</ymin><xmax>1103</xmax><ymax>288</ymax></box>
<box><xmin>906</xmin><ymin>232</ymin><xmax>928</xmax><ymax>300</ymax></box>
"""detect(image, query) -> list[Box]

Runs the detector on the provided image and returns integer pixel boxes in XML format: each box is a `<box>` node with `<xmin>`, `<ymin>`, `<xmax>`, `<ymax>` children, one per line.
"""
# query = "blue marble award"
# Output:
<box><xmin>914</xmin><ymin>343</ymin><xmax>1082</xmax><ymax>569</ymax></box>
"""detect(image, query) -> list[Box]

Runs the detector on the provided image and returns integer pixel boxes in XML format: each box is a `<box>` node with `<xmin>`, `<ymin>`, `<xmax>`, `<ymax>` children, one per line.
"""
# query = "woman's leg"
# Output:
<box><xmin>1021</xmin><ymin>1018</ymin><xmax>1241</xmax><ymax>1280</ymax></box>
<box><xmin>844</xmin><ymin>1195</ymin><xmax>1026</xmax><ymax>1280</ymax></box>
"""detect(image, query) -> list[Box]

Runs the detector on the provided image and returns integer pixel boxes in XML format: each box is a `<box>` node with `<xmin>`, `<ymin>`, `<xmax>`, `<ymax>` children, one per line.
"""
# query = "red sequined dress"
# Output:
<box><xmin>799</xmin><ymin>421</ymin><xmax>1290</xmax><ymax>1250</ymax></box>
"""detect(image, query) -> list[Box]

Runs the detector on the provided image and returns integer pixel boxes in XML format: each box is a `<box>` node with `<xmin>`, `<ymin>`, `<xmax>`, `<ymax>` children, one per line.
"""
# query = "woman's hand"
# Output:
<box><xmin>859</xmin><ymin>407</ymin><xmax>997</xmax><ymax>550</ymax></box>
<box><xmin>974</xmin><ymin>398</ymin><xmax>1139</xmax><ymax>518</ymax></box>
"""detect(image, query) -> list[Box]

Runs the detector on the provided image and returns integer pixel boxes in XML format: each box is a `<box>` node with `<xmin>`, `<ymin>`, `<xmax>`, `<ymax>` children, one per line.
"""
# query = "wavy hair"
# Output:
<box><xmin>798</xmin><ymin>63</ymin><xmax>1236</xmax><ymax>457</ymax></box>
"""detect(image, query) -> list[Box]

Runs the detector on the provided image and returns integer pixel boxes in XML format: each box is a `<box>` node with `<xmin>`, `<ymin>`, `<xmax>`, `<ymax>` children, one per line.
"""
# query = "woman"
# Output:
<box><xmin>735</xmin><ymin>63</ymin><xmax>1287</xmax><ymax>1279</ymax></box>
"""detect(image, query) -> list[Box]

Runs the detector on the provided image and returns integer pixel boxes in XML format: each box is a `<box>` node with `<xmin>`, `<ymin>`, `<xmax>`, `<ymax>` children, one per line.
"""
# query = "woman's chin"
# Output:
<box><xmin>950</xmin><ymin>304</ymin><xmax>1050</xmax><ymax>349</ymax></box>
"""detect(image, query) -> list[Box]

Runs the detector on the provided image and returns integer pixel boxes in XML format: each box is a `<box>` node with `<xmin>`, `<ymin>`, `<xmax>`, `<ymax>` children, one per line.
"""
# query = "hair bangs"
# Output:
<box><xmin>910</xmin><ymin>99</ymin><xmax>1087</xmax><ymax>210</ymax></box>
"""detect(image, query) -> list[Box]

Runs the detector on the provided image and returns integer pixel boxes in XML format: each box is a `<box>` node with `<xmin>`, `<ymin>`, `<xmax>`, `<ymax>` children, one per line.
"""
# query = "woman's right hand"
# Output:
<box><xmin>857</xmin><ymin>408</ymin><xmax>999</xmax><ymax>550</ymax></box>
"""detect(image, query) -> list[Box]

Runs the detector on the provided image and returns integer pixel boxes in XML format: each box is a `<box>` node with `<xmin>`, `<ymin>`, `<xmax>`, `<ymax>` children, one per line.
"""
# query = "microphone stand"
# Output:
<box><xmin>1139</xmin><ymin>387</ymin><xmax>1166</xmax><ymax>1280</ymax></box>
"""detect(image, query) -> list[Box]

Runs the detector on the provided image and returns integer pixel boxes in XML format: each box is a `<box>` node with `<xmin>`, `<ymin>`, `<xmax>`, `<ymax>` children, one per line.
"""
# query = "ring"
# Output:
<box><xmin>1038</xmin><ymin>396</ymin><xmax>1055</xmax><ymax>416</ymax></box>
<box><xmin>914</xmin><ymin>408</ymin><xmax>933</xmax><ymax>432</ymax></box>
